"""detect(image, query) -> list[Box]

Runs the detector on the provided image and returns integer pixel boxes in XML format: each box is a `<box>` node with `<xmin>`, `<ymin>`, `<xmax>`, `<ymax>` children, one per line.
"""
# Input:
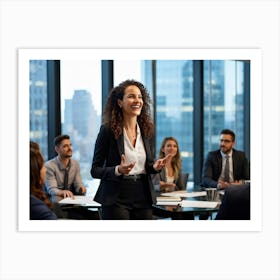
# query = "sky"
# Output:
<box><xmin>60</xmin><ymin>60</ymin><xmax>142</xmax><ymax>120</ymax></box>
<box><xmin>60</xmin><ymin>60</ymin><xmax>102</xmax><ymax>117</ymax></box>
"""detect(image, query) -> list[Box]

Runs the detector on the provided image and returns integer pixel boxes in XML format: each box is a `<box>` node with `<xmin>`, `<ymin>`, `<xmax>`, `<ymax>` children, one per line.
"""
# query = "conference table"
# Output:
<box><xmin>153</xmin><ymin>185</ymin><xmax>223</xmax><ymax>220</ymax></box>
<box><xmin>58</xmin><ymin>195</ymin><xmax>101</xmax><ymax>219</ymax></box>
<box><xmin>58</xmin><ymin>194</ymin><xmax>218</xmax><ymax>220</ymax></box>
<box><xmin>57</xmin><ymin>181</ymin><xmax>223</xmax><ymax>220</ymax></box>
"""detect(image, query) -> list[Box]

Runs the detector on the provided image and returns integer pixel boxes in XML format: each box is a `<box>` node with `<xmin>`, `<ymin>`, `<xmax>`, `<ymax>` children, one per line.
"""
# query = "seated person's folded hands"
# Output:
<box><xmin>160</xmin><ymin>181</ymin><xmax>176</xmax><ymax>193</ymax></box>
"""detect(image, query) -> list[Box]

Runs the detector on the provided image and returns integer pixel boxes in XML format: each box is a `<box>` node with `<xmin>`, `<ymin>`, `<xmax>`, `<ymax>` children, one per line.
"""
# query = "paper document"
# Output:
<box><xmin>156</xmin><ymin>196</ymin><xmax>182</xmax><ymax>202</ymax></box>
<box><xmin>59</xmin><ymin>196</ymin><xmax>101</xmax><ymax>206</ymax></box>
<box><xmin>180</xmin><ymin>200</ymin><xmax>218</xmax><ymax>208</ymax></box>
<box><xmin>161</xmin><ymin>191</ymin><xmax>207</xmax><ymax>198</ymax></box>
<box><xmin>156</xmin><ymin>201</ymin><xmax>181</xmax><ymax>206</ymax></box>
<box><xmin>160</xmin><ymin>190</ymin><xmax>187</xmax><ymax>197</ymax></box>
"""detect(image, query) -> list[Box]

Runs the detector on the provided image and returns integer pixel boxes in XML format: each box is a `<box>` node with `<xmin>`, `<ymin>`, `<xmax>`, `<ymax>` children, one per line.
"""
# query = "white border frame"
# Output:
<box><xmin>18</xmin><ymin>48</ymin><xmax>262</xmax><ymax>232</ymax></box>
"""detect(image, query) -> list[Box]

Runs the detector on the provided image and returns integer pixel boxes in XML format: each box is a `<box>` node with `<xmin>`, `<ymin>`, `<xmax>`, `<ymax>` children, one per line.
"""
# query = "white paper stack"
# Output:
<box><xmin>156</xmin><ymin>196</ymin><xmax>182</xmax><ymax>205</ymax></box>
<box><xmin>59</xmin><ymin>195</ymin><xmax>101</xmax><ymax>206</ymax></box>
<box><xmin>160</xmin><ymin>191</ymin><xmax>207</xmax><ymax>198</ymax></box>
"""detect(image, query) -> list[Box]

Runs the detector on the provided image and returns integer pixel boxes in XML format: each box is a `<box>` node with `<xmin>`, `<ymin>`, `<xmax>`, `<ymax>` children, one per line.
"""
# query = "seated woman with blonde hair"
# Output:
<box><xmin>152</xmin><ymin>137</ymin><xmax>187</xmax><ymax>193</ymax></box>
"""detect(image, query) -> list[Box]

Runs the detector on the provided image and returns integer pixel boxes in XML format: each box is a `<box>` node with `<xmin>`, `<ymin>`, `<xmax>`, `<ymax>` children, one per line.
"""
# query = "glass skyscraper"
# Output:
<box><xmin>29</xmin><ymin>59</ymin><xmax>248</xmax><ymax>183</ymax></box>
<box><xmin>142</xmin><ymin>60</ymin><xmax>246</xmax><ymax>181</ymax></box>
<box><xmin>29</xmin><ymin>60</ymin><xmax>48</xmax><ymax>160</ymax></box>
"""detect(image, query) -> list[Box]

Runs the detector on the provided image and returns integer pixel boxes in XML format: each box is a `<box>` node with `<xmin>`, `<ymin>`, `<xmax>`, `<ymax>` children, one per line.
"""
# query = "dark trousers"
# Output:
<box><xmin>101</xmin><ymin>205</ymin><xmax>153</xmax><ymax>220</ymax></box>
<box><xmin>101</xmin><ymin>176</ymin><xmax>153</xmax><ymax>220</ymax></box>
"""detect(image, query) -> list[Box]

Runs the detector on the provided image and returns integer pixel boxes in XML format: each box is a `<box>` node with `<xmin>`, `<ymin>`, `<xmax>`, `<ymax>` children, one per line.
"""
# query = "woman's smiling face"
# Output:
<box><xmin>118</xmin><ymin>85</ymin><xmax>143</xmax><ymax>117</ymax></box>
<box><xmin>162</xmin><ymin>139</ymin><xmax>178</xmax><ymax>158</ymax></box>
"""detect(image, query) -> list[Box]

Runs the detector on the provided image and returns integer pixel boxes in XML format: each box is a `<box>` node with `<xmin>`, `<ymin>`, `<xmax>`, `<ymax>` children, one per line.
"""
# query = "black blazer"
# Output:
<box><xmin>91</xmin><ymin>125</ymin><xmax>158</xmax><ymax>206</ymax></box>
<box><xmin>201</xmin><ymin>149</ymin><xmax>250</xmax><ymax>188</ymax></box>
<box><xmin>215</xmin><ymin>184</ymin><xmax>250</xmax><ymax>220</ymax></box>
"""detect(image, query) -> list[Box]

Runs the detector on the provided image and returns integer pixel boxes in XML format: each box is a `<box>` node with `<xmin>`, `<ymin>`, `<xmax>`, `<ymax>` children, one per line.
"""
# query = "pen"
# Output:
<box><xmin>173</xmin><ymin>203</ymin><xmax>181</xmax><ymax>211</ymax></box>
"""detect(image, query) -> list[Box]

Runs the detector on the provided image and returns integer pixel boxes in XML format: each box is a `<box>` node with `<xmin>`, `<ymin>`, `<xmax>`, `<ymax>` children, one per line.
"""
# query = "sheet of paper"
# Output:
<box><xmin>156</xmin><ymin>201</ymin><xmax>181</xmax><ymax>206</ymax></box>
<box><xmin>161</xmin><ymin>191</ymin><xmax>207</xmax><ymax>198</ymax></box>
<box><xmin>180</xmin><ymin>200</ymin><xmax>218</xmax><ymax>208</ymax></box>
<box><xmin>156</xmin><ymin>196</ymin><xmax>182</xmax><ymax>202</ymax></box>
<box><xmin>180</xmin><ymin>191</ymin><xmax>207</xmax><ymax>198</ymax></box>
<box><xmin>160</xmin><ymin>190</ymin><xmax>187</xmax><ymax>197</ymax></box>
<box><xmin>59</xmin><ymin>195</ymin><xmax>101</xmax><ymax>206</ymax></box>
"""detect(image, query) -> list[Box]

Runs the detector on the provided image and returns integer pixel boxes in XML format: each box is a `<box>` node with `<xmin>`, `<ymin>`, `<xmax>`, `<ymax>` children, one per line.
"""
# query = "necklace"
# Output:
<box><xmin>125</xmin><ymin>127</ymin><xmax>137</xmax><ymax>139</ymax></box>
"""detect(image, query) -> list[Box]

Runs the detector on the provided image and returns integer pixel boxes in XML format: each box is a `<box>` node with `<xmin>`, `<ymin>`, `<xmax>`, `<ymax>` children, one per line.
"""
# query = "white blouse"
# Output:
<box><xmin>115</xmin><ymin>123</ymin><xmax>146</xmax><ymax>175</ymax></box>
<box><xmin>165</xmin><ymin>167</ymin><xmax>175</xmax><ymax>183</ymax></box>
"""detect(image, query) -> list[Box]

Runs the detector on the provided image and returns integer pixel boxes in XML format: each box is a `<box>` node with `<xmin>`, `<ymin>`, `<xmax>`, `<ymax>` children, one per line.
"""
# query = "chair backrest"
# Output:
<box><xmin>181</xmin><ymin>172</ymin><xmax>189</xmax><ymax>190</ymax></box>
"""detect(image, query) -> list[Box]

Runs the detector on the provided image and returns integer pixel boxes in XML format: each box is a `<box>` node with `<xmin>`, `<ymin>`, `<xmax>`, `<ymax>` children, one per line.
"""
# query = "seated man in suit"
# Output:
<box><xmin>201</xmin><ymin>129</ymin><xmax>250</xmax><ymax>190</ymax></box>
<box><xmin>215</xmin><ymin>184</ymin><xmax>250</xmax><ymax>220</ymax></box>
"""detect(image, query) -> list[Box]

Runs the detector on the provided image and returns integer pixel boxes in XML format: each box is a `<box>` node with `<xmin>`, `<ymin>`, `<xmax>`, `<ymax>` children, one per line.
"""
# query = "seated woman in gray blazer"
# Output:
<box><xmin>152</xmin><ymin>137</ymin><xmax>187</xmax><ymax>193</ymax></box>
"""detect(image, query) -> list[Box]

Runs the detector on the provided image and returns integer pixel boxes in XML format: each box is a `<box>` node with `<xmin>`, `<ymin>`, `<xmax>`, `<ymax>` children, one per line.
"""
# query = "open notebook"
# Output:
<box><xmin>59</xmin><ymin>195</ymin><xmax>101</xmax><ymax>207</ymax></box>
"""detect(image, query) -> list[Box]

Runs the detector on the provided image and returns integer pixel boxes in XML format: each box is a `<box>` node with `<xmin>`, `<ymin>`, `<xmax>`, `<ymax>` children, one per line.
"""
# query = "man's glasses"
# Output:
<box><xmin>220</xmin><ymin>139</ymin><xmax>232</xmax><ymax>143</ymax></box>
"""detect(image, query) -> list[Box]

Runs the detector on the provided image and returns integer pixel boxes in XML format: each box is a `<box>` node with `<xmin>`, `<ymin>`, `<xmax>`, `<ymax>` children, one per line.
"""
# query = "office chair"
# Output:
<box><xmin>180</xmin><ymin>172</ymin><xmax>189</xmax><ymax>190</ymax></box>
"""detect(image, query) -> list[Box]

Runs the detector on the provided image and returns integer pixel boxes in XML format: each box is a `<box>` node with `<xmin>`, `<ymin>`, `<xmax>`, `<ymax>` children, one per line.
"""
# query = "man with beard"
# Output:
<box><xmin>45</xmin><ymin>134</ymin><xmax>86</xmax><ymax>202</ymax></box>
<box><xmin>201</xmin><ymin>129</ymin><xmax>250</xmax><ymax>190</ymax></box>
<box><xmin>45</xmin><ymin>135</ymin><xmax>95</xmax><ymax>219</ymax></box>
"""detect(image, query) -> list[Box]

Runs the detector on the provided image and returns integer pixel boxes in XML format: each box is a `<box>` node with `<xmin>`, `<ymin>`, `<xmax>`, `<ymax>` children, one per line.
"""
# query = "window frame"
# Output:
<box><xmin>42</xmin><ymin>59</ymin><xmax>250</xmax><ymax>184</ymax></box>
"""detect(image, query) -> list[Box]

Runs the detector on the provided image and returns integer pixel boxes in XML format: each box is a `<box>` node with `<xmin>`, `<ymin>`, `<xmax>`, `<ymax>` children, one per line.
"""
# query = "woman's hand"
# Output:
<box><xmin>153</xmin><ymin>154</ymin><xmax>172</xmax><ymax>171</ymax></box>
<box><xmin>118</xmin><ymin>154</ymin><xmax>136</xmax><ymax>175</ymax></box>
<box><xmin>160</xmin><ymin>182</ymin><xmax>176</xmax><ymax>192</ymax></box>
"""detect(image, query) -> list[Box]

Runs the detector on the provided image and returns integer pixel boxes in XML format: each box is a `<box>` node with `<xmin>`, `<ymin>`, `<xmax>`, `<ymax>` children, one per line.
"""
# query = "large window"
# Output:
<box><xmin>60</xmin><ymin>61</ymin><xmax>102</xmax><ymax>186</ymax></box>
<box><xmin>113</xmin><ymin>61</ymin><xmax>142</xmax><ymax>85</ymax></box>
<box><xmin>29</xmin><ymin>59</ymin><xmax>250</xmax><ymax>185</ymax></box>
<box><xmin>203</xmin><ymin>60</ymin><xmax>246</xmax><ymax>156</ymax></box>
<box><xmin>150</xmin><ymin>60</ymin><xmax>194</xmax><ymax>179</ymax></box>
<box><xmin>29</xmin><ymin>60</ymin><xmax>48</xmax><ymax>159</ymax></box>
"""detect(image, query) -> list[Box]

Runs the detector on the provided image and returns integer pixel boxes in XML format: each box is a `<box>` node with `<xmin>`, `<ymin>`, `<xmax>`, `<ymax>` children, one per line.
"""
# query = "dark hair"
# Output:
<box><xmin>30</xmin><ymin>141</ymin><xmax>40</xmax><ymax>152</ymax></box>
<box><xmin>30</xmin><ymin>142</ymin><xmax>52</xmax><ymax>208</ymax></box>
<box><xmin>220</xmin><ymin>129</ymin><xmax>235</xmax><ymax>142</ymax></box>
<box><xmin>54</xmin><ymin>134</ymin><xmax>70</xmax><ymax>147</ymax></box>
<box><xmin>102</xmin><ymin>79</ymin><xmax>154</xmax><ymax>139</ymax></box>
<box><xmin>158</xmin><ymin>137</ymin><xmax>182</xmax><ymax>180</ymax></box>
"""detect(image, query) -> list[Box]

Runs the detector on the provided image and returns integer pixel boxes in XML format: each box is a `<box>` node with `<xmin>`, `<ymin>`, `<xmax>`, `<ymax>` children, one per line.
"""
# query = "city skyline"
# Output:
<box><xmin>60</xmin><ymin>60</ymin><xmax>142</xmax><ymax>122</ymax></box>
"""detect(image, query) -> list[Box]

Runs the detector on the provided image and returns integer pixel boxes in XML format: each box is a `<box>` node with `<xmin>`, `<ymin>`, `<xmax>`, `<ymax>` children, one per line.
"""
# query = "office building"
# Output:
<box><xmin>29</xmin><ymin>59</ymin><xmax>249</xmax><ymax>184</ymax></box>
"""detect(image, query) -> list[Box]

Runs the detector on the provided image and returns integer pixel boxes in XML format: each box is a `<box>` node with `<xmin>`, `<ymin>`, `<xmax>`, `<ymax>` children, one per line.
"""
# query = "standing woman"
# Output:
<box><xmin>91</xmin><ymin>79</ymin><xmax>170</xmax><ymax>219</ymax></box>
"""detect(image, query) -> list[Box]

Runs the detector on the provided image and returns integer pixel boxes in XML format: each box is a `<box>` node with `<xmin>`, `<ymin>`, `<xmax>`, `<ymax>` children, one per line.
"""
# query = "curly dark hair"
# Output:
<box><xmin>102</xmin><ymin>79</ymin><xmax>154</xmax><ymax>139</ymax></box>
<box><xmin>30</xmin><ymin>141</ymin><xmax>52</xmax><ymax>208</ymax></box>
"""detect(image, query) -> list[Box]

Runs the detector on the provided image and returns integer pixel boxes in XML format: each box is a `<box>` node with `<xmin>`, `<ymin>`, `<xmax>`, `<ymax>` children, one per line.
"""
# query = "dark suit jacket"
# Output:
<box><xmin>90</xmin><ymin>125</ymin><xmax>158</xmax><ymax>206</ymax></box>
<box><xmin>215</xmin><ymin>184</ymin><xmax>250</xmax><ymax>220</ymax></box>
<box><xmin>201</xmin><ymin>149</ymin><xmax>250</xmax><ymax>188</ymax></box>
